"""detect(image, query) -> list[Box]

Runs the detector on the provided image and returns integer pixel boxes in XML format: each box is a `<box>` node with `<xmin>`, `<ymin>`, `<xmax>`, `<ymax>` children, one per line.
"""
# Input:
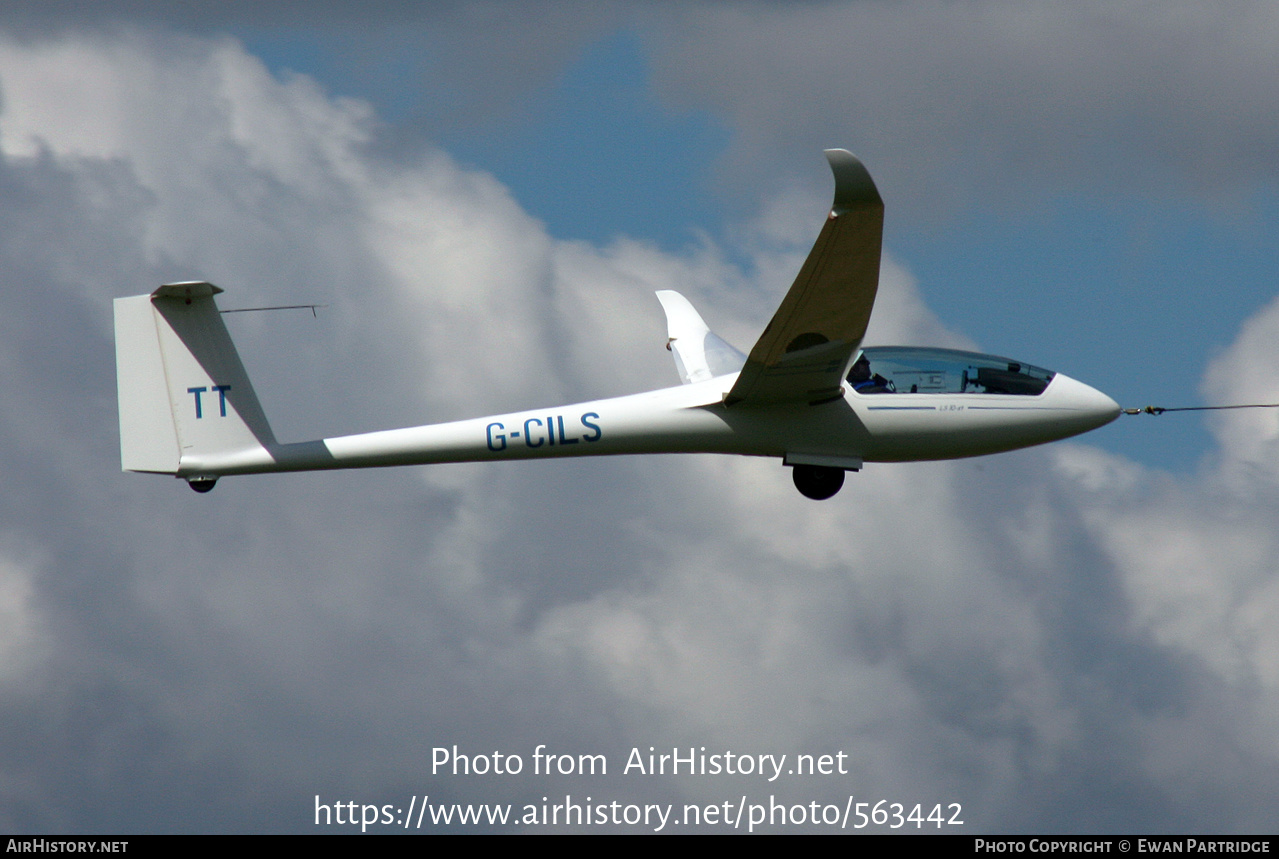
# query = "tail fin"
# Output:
<box><xmin>114</xmin><ymin>282</ymin><xmax>275</xmax><ymax>477</ymax></box>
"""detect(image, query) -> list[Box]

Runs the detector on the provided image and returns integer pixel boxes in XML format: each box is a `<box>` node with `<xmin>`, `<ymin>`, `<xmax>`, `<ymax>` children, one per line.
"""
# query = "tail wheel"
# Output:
<box><xmin>791</xmin><ymin>465</ymin><xmax>845</xmax><ymax>500</ymax></box>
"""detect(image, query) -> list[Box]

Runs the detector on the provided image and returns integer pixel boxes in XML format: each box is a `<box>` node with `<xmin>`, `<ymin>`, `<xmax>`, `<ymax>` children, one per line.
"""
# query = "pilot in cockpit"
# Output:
<box><xmin>847</xmin><ymin>354</ymin><xmax>894</xmax><ymax>393</ymax></box>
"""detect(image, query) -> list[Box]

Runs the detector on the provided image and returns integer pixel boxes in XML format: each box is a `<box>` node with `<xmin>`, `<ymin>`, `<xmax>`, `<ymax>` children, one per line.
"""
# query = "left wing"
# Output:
<box><xmin>725</xmin><ymin>150</ymin><xmax>883</xmax><ymax>406</ymax></box>
<box><xmin>655</xmin><ymin>290</ymin><xmax>745</xmax><ymax>384</ymax></box>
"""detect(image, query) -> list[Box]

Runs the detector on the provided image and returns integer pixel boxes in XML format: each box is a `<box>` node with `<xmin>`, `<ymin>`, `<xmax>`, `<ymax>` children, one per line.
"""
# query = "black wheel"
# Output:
<box><xmin>187</xmin><ymin>477</ymin><xmax>218</xmax><ymax>493</ymax></box>
<box><xmin>791</xmin><ymin>465</ymin><xmax>845</xmax><ymax>500</ymax></box>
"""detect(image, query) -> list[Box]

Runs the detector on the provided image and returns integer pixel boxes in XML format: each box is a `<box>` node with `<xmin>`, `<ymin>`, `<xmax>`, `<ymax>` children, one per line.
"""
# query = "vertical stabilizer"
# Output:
<box><xmin>114</xmin><ymin>282</ymin><xmax>275</xmax><ymax>475</ymax></box>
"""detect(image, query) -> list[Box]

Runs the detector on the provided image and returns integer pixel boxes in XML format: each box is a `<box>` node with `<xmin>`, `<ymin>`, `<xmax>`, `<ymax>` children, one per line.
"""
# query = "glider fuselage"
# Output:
<box><xmin>176</xmin><ymin>363</ymin><xmax>1118</xmax><ymax>478</ymax></box>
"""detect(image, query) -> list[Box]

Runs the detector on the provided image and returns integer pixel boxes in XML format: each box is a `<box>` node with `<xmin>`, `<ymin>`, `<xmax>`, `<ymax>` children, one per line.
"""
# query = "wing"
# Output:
<box><xmin>724</xmin><ymin>150</ymin><xmax>883</xmax><ymax>406</ymax></box>
<box><xmin>655</xmin><ymin>290</ymin><xmax>746</xmax><ymax>384</ymax></box>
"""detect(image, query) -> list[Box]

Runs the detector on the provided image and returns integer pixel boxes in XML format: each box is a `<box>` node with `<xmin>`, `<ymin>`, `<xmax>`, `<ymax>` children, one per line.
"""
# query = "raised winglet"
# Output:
<box><xmin>655</xmin><ymin>290</ymin><xmax>745</xmax><ymax>384</ymax></box>
<box><xmin>824</xmin><ymin>149</ymin><xmax>881</xmax><ymax>215</ymax></box>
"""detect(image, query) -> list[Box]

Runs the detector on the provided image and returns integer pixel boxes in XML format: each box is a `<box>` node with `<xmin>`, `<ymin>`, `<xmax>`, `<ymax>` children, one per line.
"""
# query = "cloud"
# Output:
<box><xmin>0</xmin><ymin>22</ymin><xmax>1277</xmax><ymax>834</ymax></box>
<box><xmin>1200</xmin><ymin>294</ymin><xmax>1279</xmax><ymax>481</ymax></box>
<box><xmin>0</xmin><ymin>549</ymin><xmax>47</xmax><ymax>686</ymax></box>
<box><xmin>645</xmin><ymin>2</ymin><xmax>1279</xmax><ymax>212</ymax></box>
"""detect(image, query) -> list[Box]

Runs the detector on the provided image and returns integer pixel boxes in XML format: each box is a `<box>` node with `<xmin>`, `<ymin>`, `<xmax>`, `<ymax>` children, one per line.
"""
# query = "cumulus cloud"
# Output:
<box><xmin>646</xmin><ymin>2</ymin><xmax>1279</xmax><ymax>212</ymax></box>
<box><xmin>1200</xmin><ymin>294</ymin><xmax>1279</xmax><ymax>481</ymax></box>
<box><xmin>0</xmin><ymin>549</ymin><xmax>47</xmax><ymax>686</ymax></box>
<box><xmin>1</xmin><ymin>20</ymin><xmax>1278</xmax><ymax>835</ymax></box>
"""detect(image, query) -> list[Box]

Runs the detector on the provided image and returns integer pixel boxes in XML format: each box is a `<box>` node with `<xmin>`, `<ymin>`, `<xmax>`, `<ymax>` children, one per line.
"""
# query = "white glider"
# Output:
<box><xmin>113</xmin><ymin>150</ymin><xmax>1119</xmax><ymax>499</ymax></box>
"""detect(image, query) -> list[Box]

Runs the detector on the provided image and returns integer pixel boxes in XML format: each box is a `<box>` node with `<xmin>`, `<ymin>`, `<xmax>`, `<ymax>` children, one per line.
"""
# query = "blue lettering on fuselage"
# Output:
<box><xmin>486</xmin><ymin>412</ymin><xmax>602</xmax><ymax>453</ymax></box>
<box><xmin>524</xmin><ymin>417</ymin><xmax>544</xmax><ymax>447</ymax></box>
<box><xmin>486</xmin><ymin>422</ymin><xmax>507</xmax><ymax>451</ymax></box>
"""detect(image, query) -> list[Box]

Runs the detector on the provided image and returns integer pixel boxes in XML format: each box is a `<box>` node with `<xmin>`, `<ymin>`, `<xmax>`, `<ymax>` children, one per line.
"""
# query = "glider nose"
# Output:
<box><xmin>1086</xmin><ymin>384</ymin><xmax>1122</xmax><ymax>430</ymax></box>
<box><xmin>1056</xmin><ymin>374</ymin><xmax>1121</xmax><ymax>432</ymax></box>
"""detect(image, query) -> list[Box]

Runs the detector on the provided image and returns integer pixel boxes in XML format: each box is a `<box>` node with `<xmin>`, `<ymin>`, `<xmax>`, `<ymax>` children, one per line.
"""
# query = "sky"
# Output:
<box><xmin>3</xmin><ymin>1</ymin><xmax>1279</xmax><ymax>834</ymax></box>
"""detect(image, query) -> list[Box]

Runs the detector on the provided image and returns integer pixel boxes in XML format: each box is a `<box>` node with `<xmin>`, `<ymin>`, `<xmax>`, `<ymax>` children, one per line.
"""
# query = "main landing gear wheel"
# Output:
<box><xmin>187</xmin><ymin>477</ymin><xmax>218</xmax><ymax>493</ymax></box>
<box><xmin>791</xmin><ymin>465</ymin><xmax>845</xmax><ymax>500</ymax></box>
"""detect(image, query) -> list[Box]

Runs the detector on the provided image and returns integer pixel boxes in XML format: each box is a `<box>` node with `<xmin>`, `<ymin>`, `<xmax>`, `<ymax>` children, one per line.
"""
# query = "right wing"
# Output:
<box><xmin>725</xmin><ymin>150</ymin><xmax>884</xmax><ymax>406</ymax></box>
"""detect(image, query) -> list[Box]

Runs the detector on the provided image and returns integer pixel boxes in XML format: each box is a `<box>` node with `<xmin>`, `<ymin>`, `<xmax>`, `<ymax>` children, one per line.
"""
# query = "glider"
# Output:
<box><xmin>113</xmin><ymin>150</ymin><xmax>1120</xmax><ymax>499</ymax></box>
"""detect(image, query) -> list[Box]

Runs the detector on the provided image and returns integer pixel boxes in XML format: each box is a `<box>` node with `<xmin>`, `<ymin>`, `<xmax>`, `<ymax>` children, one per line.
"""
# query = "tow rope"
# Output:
<box><xmin>1123</xmin><ymin>403</ymin><xmax>1279</xmax><ymax>416</ymax></box>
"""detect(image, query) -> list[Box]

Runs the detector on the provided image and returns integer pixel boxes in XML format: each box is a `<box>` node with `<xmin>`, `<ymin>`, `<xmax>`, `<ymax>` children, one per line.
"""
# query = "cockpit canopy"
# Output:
<box><xmin>849</xmin><ymin>347</ymin><xmax>1055</xmax><ymax>396</ymax></box>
